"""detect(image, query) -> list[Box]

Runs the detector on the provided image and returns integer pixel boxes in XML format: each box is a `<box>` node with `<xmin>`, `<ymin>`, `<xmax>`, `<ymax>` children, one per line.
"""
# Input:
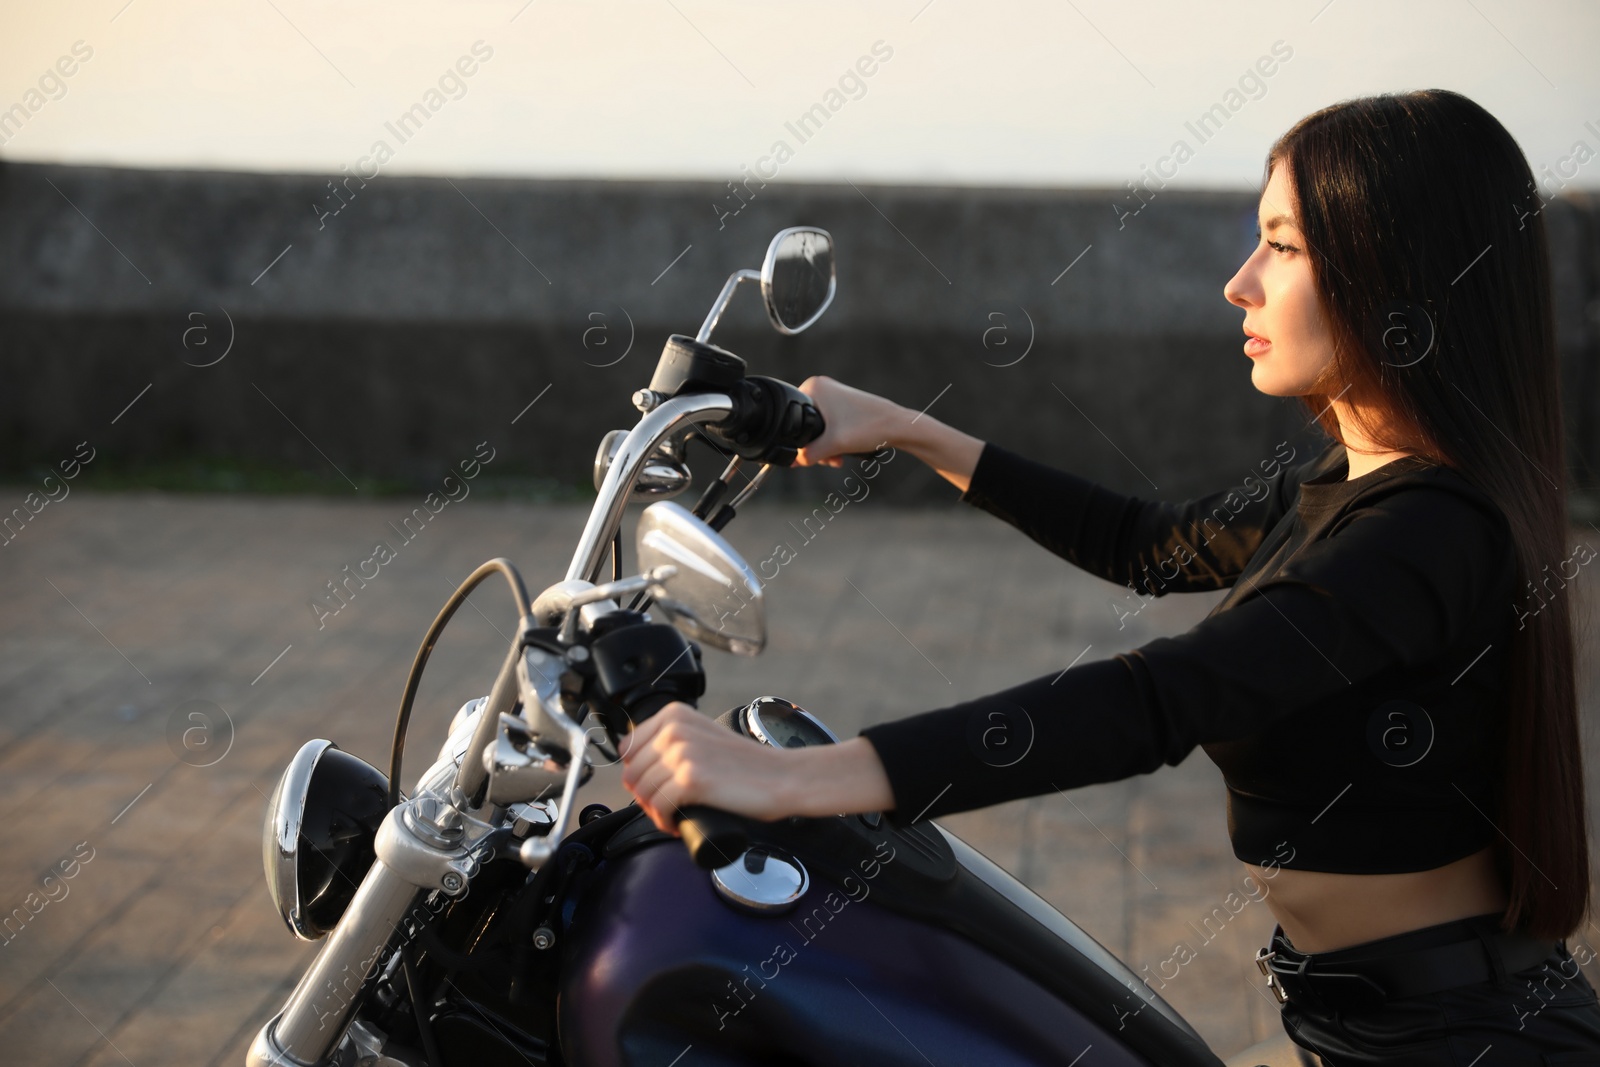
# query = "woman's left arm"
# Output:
<box><xmin>856</xmin><ymin>484</ymin><xmax>1514</xmax><ymax>823</ymax></box>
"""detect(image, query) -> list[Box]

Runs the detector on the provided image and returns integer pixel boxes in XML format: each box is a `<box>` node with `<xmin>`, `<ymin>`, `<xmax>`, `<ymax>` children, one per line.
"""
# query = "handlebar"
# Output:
<box><xmin>566</xmin><ymin>392</ymin><xmax>736</xmax><ymax>585</ymax></box>
<box><xmin>562</xmin><ymin>377</ymin><xmax>824</xmax><ymax>587</ymax></box>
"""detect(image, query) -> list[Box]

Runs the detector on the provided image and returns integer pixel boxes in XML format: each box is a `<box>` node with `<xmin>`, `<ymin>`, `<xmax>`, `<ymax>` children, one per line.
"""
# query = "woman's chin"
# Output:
<box><xmin>1248</xmin><ymin>361</ymin><xmax>1290</xmax><ymax>397</ymax></box>
<box><xmin>1248</xmin><ymin>360</ymin><xmax>1317</xmax><ymax>399</ymax></box>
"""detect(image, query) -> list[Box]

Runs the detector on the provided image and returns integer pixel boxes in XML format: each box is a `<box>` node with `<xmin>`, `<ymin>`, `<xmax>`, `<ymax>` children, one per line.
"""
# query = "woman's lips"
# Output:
<box><xmin>1243</xmin><ymin>332</ymin><xmax>1270</xmax><ymax>358</ymax></box>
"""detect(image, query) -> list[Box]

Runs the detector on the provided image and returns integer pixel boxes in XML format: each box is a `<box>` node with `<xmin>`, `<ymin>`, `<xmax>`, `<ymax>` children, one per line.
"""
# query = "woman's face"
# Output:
<box><xmin>1224</xmin><ymin>164</ymin><xmax>1338</xmax><ymax>397</ymax></box>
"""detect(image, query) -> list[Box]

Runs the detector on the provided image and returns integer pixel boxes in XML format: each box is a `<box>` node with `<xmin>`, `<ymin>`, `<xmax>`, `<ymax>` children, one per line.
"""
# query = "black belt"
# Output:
<box><xmin>1255</xmin><ymin>921</ymin><xmax>1558</xmax><ymax>1011</ymax></box>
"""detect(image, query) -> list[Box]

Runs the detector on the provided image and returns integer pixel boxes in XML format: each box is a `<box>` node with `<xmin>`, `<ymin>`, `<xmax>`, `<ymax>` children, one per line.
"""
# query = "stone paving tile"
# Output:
<box><xmin>1</xmin><ymin>491</ymin><xmax>1597</xmax><ymax>1065</ymax></box>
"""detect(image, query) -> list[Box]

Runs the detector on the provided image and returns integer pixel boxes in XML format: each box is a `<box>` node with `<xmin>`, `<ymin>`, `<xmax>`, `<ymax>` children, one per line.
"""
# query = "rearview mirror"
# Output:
<box><xmin>761</xmin><ymin>227</ymin><xmax>835</xmax><ymax>335</ymax></box>
<box><xmin>635</xmin><ymin>501</ymin><xmax>765</xmax><ymax>656</ymax></box>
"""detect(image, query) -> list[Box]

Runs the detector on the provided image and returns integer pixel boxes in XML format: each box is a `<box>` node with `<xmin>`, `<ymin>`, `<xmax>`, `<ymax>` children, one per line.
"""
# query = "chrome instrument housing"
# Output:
<box><xmin>741</xmin><ymin>694</ymin><xmax>839</xmax><ymax>748</ymax></box>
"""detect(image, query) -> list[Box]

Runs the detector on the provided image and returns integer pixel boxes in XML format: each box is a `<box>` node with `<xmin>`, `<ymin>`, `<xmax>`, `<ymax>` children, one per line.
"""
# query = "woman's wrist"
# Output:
<box><xmin>781</xmin><ymin>737</ymin><xmax>897</xmax><ymax>819</ymax></box>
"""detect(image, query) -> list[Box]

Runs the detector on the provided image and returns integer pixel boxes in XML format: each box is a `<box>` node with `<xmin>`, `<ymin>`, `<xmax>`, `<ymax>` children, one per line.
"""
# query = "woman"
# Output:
<box><xmin>620</xmin><ymin>90</ymin><xmax>1600</xmax><ymax>1061</ymax></box>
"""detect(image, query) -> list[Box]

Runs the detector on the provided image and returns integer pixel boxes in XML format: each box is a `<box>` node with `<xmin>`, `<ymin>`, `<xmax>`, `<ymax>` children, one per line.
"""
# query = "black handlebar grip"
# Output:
<box><xmin>614</xmin><ymin>681</ymin><xmax>755</xmax><ymax>869</ymax></box>
<box><xmin>786</xmin><ymin>387</ymin><xmax>826</xmax><ymax>449</ymax></box>
<box><xmin>676</xmin><ymin>804</ymin><xmax>755</xmax><ymax>869</ymax></box>
<box><xmin>707</xmin><ymin>376</ymin><xmax>826</xmax><ymax>466</ymax></box>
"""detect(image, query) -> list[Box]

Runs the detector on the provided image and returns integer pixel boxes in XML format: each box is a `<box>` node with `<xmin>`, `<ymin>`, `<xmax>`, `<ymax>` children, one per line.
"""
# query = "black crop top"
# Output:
<box><xmin>856</xmin><ymin>439</ymin><xmax>1516</xmax><ymax>874</ymax></box>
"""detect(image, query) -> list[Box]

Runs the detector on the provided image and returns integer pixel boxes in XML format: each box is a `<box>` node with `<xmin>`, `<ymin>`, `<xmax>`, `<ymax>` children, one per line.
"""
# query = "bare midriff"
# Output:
<box><xmin>1248</xmin><ymin>846</ymin><xmax>1509</xmax><ymax>953</ymax></box>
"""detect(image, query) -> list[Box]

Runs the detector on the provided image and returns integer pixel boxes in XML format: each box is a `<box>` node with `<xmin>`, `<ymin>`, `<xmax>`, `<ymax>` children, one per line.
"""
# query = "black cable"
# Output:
<box><xmin>388</xmin><ymin>558</ymin><xmax>532</xmax><ymax>811</ymax></box>
<box><xmin>401</xmin><ymin>943</ymin><xmax>446</xmax><ymax>1067</ymax></box>
<box><xmin>611</xmin><ymin>528</ymin><xmax>622</xmax><ymax>583</ymax></box>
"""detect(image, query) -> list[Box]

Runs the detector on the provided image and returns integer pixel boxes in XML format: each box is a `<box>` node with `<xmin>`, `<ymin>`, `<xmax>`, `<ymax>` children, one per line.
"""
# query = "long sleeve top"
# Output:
<box><xmin>856</xmin><ymin>439</ymin><xmax>1515</xmax><ymax>873</ymax></box>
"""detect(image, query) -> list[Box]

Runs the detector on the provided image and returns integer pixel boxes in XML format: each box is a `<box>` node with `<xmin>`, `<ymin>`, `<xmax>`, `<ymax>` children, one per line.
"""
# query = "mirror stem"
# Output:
<box><xmin>695</xmin><ymin>269</ymin><xmax>760</xmax><ymax>344</ymax></box>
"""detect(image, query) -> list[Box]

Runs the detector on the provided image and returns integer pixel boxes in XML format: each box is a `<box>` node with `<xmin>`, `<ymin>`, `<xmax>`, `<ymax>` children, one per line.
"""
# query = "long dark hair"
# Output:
<box><xmin>1269</xmin><ymin>90</ymin><xmax>1587</xmax><ymax>940</ymax></box>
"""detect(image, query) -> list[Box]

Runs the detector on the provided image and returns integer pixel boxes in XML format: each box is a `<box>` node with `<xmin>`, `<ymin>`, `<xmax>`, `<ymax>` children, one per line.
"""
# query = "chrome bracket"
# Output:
<box><xmin>1255</xmin><ymin>946</ymin><xmax>1289</xmax><ymax>1004</ymax></box>
<box><xmin>482</xmin><ymin>712</ymin><xmax>591</xmax><ymax>807</ymax></box>
<box><xmin>374</xmin><ymin>797</ymin><xmax>509</xmax><ymax>897</ymax></box>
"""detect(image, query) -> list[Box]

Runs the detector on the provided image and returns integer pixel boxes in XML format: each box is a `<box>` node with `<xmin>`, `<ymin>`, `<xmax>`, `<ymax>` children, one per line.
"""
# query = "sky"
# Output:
<box><xmin>2</xmin><ymin>0</ymin><xmax>1597</xmax><ymax>195</ymax></box>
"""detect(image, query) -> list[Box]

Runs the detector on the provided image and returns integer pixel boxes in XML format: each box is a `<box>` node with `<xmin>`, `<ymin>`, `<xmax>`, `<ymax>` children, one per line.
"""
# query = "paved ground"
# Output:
<box><xmin>1</xmin><ymin>487</ymin><xmax>1598</xmax><ymax>1066</ymax></box>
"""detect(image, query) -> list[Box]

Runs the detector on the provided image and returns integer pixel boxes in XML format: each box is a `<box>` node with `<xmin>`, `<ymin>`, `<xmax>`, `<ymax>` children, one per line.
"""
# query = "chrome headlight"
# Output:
<box><xmin>262</xmin><ymin>739</ymin><xmax>389</xmax><ymax>941</ymax></box>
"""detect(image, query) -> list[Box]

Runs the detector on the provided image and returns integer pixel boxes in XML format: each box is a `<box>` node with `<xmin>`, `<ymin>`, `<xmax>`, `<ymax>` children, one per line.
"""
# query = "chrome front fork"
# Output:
<box><xmin>246</xmin><ymin>855</ymin><xmax>424</xmax><ymax>1067</ymax></box>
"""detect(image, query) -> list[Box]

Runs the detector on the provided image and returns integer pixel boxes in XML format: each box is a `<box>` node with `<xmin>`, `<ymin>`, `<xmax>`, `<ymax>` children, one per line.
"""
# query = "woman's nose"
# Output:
<box><xmin>1225</xmin><ymin>256</ymin><xmax>1262</xmax><ymax>309</ymax></box>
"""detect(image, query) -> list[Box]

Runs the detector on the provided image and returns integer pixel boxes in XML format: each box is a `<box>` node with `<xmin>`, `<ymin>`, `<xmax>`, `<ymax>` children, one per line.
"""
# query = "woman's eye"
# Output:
<box><xmin>1254</xmin><ymin>229</ymin><xmax>1299</xmax><ymax>256</ymax></box>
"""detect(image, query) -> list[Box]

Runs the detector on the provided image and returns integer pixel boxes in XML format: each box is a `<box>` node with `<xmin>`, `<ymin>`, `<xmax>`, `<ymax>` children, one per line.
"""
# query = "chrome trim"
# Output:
<box><xmin>436</xmin><ymin>699</ymin><xmax>490</xmax><ymax>777</ymax></box>
<box><xmin>565</xmin><ymin>392</ymin><xmax>736</xmax><ymax>586</ymax></box>
<box><xmin>516</xmin><ymin>643</ymin><xmax>575</xmax><ymax>744</ymax></box>
<box><xmin>444</xmin><ymin>696</ymin><xmax>488</xmax><ymax>748</ymax></box>
<box><xmin>932</xmin><ymin>824</ymin><xmax>1205</xmax><ymax>1043</ymax></box>
<box><xmin>453</xmin><ymin>619</ymin><xmax>540</xmax><ymax>804</ymax></box>
<box><xmin>343</xmin><ymin>1017</ymin><xmax>420</xmax><ymax>1066</ymax></box>
<box><xmin>530</xmin><ymin>579</ymin><xmax>594</xmax><ymax>629</ymax></box>
<box><xmin>377</xmin><ymin>799</ymin><xmax>508</xmax><ymax>897</ymax></box>
<box><xmin>741</xmin><ymin>696</ymin><xmax>839</xmax><ymax>748</ymax></box>
<box><xmin>555</xmin><ymin>567</ymin><xmax>675</xmax><ymax>646</ymax></box>
<box><xmin>593</xmin><ymin>429</ymin><xmax>628</xmax><ymax>492</ymax></box>
<box><xmin>508</xmin><ymin>799</ymin><xmax>556</xmax><ymax>837</ymax></box>
<box><xmin>711</xmin><ymin>848</ymin><xmax>809</xmax><ymax>914</ymax></box>
<box><xmin>483</xmin><ymin>712</ymin><xmax>585</xmax><ymax>807</ymax></box>
<box><xmin>265</xmin><ymin>739</ymin><xmax>337</xmax><ymax>942</ymax></box>
<box><xmin>517</xmin><ymin>699</ymin><xmax>590</xmax><ymax>869</ymax></box>
<box><xmin>246</xmin><ymin>1013</ymin><xmax>306</xmax><ymax>1067</ymax></box>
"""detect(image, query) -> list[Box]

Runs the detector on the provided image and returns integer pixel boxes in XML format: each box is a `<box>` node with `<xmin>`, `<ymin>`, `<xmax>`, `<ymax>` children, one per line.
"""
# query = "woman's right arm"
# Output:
<box><xmin>796</xmin><ymin>375</ymin><xmax>1326</xmax><ymax>595</ymax></box>
<box><xmin>795</xmin><ymin>376</ymin><xmax>985</xmax><ymax>493</ymax></box>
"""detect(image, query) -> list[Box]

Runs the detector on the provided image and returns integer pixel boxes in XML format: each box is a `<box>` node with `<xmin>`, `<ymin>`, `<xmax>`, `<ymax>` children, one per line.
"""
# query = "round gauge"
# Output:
<box><xmin>741</xmin><ymin>696</ymin><xmax>838</xmax><ymax>749</ymax></box>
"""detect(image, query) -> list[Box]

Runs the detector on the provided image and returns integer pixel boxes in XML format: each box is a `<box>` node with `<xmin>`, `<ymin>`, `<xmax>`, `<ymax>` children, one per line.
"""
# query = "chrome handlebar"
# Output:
<box><xmin>564</xmin><ymin>391</ymin><xmax>734</xmax><ymax>585</ymax></box>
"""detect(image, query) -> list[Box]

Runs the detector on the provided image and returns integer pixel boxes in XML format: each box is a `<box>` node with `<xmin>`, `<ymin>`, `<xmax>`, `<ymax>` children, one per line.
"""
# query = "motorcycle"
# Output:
<box><xmin>249</xmin><ymin>227</ymin><xmax>1309</xmax><ymax>1067</ymax></box>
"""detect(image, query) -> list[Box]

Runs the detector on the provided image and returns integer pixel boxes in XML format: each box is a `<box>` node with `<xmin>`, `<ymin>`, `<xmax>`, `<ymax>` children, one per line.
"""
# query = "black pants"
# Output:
<box><xmin>1278</xmin><ymin>915</ymin><xmax>1600</xmax><ymax>1065</ymax></box>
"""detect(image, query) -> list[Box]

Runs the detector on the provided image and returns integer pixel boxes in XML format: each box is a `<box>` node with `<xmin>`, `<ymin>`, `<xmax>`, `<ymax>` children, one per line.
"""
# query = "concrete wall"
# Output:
<box><xmin>1</xmin><ymin>161</ymin><xmax>1595</xmax><ymax>503</ymax></box>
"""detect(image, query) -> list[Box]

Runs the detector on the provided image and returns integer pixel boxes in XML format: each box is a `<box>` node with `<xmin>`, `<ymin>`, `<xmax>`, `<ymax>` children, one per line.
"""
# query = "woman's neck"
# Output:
<box><xmin>1332</xmin><ymin>400</ymin><xmax>1415</xmax><ymax>480</ymax></box>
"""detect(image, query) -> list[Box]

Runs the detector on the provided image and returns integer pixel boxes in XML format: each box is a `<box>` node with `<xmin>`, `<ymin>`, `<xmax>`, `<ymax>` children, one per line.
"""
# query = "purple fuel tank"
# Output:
<box><xmin>555</xmin><ymin>828</ymin><xmax>1207</xmax><ymax>1067</ymax></box>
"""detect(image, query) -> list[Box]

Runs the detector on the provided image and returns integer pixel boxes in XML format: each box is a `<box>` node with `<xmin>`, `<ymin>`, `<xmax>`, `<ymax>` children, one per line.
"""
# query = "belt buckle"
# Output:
<box><xmin>1255</xmin><ymin>946</ymin><xmax>1289</xmax><ymax>1004</ymax></box>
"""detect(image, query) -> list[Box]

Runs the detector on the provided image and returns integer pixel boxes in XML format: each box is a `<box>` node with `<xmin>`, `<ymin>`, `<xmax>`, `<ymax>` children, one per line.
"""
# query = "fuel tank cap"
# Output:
<box><xmin>710</xmin><ymin>847</ymin><xmax>809</xmax><ymax>914</ymax></box>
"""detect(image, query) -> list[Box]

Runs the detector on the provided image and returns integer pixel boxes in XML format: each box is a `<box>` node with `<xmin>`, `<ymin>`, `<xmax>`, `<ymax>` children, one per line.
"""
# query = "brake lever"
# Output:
<box><xmin>691</xmin><ymin>454</ymin><xmax>743</xmax><ymax>521</ymax></box>
<box><xmin>724</xmin><ymin>463</ymin><xmax>772</xmax><ymax>510</ymax></box>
